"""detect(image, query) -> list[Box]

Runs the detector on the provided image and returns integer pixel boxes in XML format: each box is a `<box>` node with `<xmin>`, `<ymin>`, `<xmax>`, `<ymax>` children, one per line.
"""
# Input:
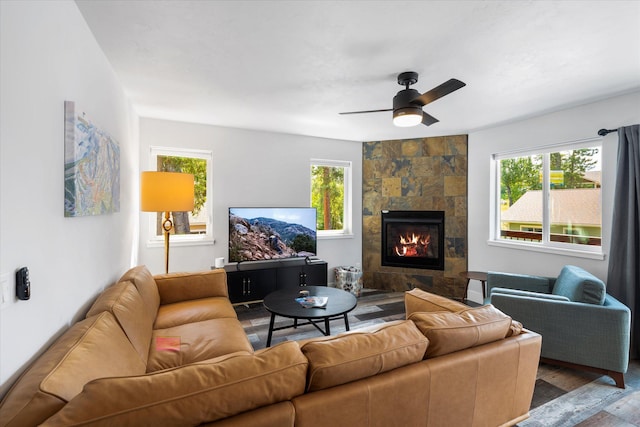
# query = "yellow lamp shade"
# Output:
<box><xmin>140</xmin><ymin>172</ymin><xmax>195</xmax><ymax>212</ymax></box>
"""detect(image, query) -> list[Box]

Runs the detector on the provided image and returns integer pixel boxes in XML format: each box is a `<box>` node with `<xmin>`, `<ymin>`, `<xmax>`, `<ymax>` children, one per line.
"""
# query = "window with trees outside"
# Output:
<box><xmin>493</xmin><ymin>139</ymin><xmax>602</xmax><ymax>256</ymax></box>
<box><xmin>148</xmin><ymin>147</ymin><xmax>213</xmax><ymax>244</ymax></box>
<box><xmin>311</xmin><ymin>159</ymin><xmax>352</xmax><ymax>237</ymax></box>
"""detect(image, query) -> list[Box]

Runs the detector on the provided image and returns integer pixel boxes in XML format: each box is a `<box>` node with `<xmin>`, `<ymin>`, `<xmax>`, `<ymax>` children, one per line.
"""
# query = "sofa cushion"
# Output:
<box><xmin>552</xmin><ymin>265</ymin><xmax>606</xmax><ymax>305</ymax></box>
<box><xmin>40</xmin><ymin>342</ymin><xmax>308</xmax><ymax>427</ymax></box>
<box><xmin>404</xmin><ymin>288</ymin><xmax>468</xmax><ymax>317</ymax></box>
<box><xmin>118</xmin><ymin>265</ymin><xmax>160</xmax><ymax>319</ymax></box>
<box><xmin>300</xmin><ymin>320</ymin><xmax>428</xmax><ymax>392</ymax></box>
<box><xmin>86</xmin><ymin>281</ymin><xmax>153</xmax><ymax>364</ymax></box>
<box><xmin>0</xmin><ymin>312</ymin><xmax>146</xmax><ymax>427</ymax></box>
<box><xmin>147</xmin><ymin>317</ymin><xmax>254</xmax><ymax>372</ymax></box>
<box><xmin>408</xmin><ymin>305</ymin><xmax>512</xmax><ymax>357</ymax></box>
<box><xmin>154</xmin><ymin>296</ymin><xmax>238</xmax><ymax>329</ymax></box>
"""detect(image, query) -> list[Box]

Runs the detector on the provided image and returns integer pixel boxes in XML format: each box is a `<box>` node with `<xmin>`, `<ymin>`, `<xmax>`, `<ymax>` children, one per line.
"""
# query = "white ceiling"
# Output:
<box><xmin>75</xmin><ymin>0</ymin><xmax>640</xmax><ymax>142</ymax></box>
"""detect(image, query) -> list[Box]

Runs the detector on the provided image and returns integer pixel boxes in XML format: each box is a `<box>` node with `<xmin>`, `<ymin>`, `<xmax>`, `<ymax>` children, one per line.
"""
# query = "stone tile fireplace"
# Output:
<box><xmin>362</xmin><ymin>135</ymin><xmax>468</xmax><ymax>299</ymax></box>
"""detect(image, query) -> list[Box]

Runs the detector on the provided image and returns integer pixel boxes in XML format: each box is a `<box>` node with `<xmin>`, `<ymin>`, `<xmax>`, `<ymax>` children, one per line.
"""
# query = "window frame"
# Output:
<box><xmin>489</xmin><ymin>137</ymin><xmax>604</xmax><ymax>260</ymax></box>
<box><xmin>310</xmin><ymin>158</ymin><xmax>353</xmax><ymax>239</ymax></box>
<box><xmin>146</xmin><ymin>146</ymin><xmax>214</xmax><ymax>247</ymax></box>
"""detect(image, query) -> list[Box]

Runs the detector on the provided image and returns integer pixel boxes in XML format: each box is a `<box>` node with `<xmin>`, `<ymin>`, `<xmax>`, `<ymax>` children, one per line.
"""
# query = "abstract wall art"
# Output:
<box><xmin>64</xmin><ymin>101</ymin><xmax>120</xmax><ymax>217</ymax></box>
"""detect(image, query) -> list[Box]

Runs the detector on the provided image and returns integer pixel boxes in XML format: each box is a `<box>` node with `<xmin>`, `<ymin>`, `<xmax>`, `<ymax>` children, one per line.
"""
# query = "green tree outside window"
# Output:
<box><xmin>311</xmin><ymin>165</ymin><xmax>344</xmax><ymax>231</ymax></box>
<box><xmin>157</xmin><ymin>155</ymin><xmax>207</xmax><ymax>235</ymax></box>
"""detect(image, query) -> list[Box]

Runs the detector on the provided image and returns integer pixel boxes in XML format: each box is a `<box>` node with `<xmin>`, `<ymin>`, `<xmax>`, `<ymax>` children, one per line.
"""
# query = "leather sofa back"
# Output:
<box><xmin>292</xmin><ymin>330</ymin><xmax>541</xmax><ymax>427</ymax></box>
<box><xmin>86</xmin><ymin>280</ymin><xmax>154</xmax><ymax>364</ymax></box>
<box><xmin>405</xmin><ymin>287</ymin><xmax>468</xmax><ymax>316</ymax></box>
<box><xmin>118</xmin><ymin>265</ymin><xmax>160</xmax><ymax>319</ymax></box>
<box><xmin>154</xmin><ymin>269</ymin><xmax>229</xmax><ymax>304</ymax></box>
<box><xmin>40</xmin><ymin>341</ymin><xmax>308</xmax><ymax>426</ymax></box>
<box><xmin>0</xmin><ymin>312</ymin><xmax>146</xmax><ymax>427</ymax></box>
<box><xmin>409</xmin><ymin>304</ymin><xmax>512</xmax><ymax>357</ymax></box>
<box><xmin>300</xmin><ymin>320</ymin><xmax>428</xmax><ymax>392</ymax></box>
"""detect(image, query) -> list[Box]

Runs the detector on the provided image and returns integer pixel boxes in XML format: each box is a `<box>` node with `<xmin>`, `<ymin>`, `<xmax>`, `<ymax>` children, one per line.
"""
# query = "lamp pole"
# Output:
<box><xmin>162</xmin><ymin>211</ymin><xmax>173</xmax><ymax>274</ymax></box>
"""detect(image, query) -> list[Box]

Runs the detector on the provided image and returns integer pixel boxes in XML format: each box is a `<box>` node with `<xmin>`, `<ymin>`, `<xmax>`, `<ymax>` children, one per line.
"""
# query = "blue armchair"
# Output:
<box><xmin>487</xmin><ymin>265</ymin><xmax>631</xmax><ymax>388</ymax></box>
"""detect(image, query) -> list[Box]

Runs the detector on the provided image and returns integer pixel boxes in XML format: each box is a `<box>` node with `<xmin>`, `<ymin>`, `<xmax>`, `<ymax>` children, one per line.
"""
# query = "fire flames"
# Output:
<box><xmin>394</xmin><ymin>232</ymin><xmax>431</xmax><ymax>257</ymax></box>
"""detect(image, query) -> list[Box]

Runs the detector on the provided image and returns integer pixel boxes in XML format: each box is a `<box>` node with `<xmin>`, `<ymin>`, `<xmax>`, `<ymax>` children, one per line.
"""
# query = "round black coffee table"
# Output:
<box><xmin>263</xmin><ymin>286</ymin><xmax>357</xmax><ymax>347</ymax></box>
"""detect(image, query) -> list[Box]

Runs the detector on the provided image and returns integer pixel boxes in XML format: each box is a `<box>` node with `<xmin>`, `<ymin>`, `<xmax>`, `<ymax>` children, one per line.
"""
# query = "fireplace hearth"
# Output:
<box><xmin>381</xmin><ymin>210</ymin><xmax>445</xmax><ymax>270</ymax></box>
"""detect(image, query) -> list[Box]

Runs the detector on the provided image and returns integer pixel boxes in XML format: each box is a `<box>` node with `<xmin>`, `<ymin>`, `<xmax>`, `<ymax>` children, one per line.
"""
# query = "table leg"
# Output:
<box><xmin>324</xmin><ymin>317</ymin><xmax>330</xmax><ymax>336</ymax></box>
<box><xmin>462</xmin><ymin>278</ymin><xmax>471</xmax><ymax>302</ymax></box>
<box><xmin>266</xmin><ymin>313</ymin><xmax>276</xmax><ymax>347</ymax></box>
<box><xmin>481</xmin><ymin>280</ymin><xmax>487</xmax><ymax>300</ymax></box>
<box><xmin>344</xmin><ymin>313</ymin><xmax>350</xmax><ymax>331</ymax></box>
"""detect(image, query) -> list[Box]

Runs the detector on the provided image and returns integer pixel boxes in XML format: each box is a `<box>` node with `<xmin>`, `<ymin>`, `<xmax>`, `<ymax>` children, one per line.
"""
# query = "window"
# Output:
<box><xmin>148</xmin><ymin>147</ymin><xmax>213</xmax><ymax>245</ymax></box>
<box><xmin>310</xmin><ymin>159</ymin><xmax>352</xmax><ymax>237</ymax></box>
<box><xmin>492</xmin><ymin>138</ymin><xmax>602</xmax><ymax>257</ymax></box>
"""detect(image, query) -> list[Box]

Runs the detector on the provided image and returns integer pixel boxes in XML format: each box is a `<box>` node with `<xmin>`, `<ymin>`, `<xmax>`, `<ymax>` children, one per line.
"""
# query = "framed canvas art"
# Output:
<box><xmin>64</xmin><ymin>101</ymin><xmax>120</xmax><ymax>217</ymax></box>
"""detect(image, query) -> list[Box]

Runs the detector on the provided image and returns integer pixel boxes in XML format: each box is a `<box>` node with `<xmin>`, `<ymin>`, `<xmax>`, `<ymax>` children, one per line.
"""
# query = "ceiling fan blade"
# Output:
<box><xmin>421</xmin><ymin>112</ymin><xmax>439</xmax><ymax>126</ymax></box>
<box><xmin>339</xmin><ymin>108</ymin><xmax>393</xmax><ymax>115</ymax></box>
<box><xmin>411</xmin><ymin>78</ymin><xmax>466</xmax><ymax>107</ymax></box>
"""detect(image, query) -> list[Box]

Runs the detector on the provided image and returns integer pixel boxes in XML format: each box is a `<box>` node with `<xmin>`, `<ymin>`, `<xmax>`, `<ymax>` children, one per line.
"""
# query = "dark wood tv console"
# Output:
<box><xmin>224</xmin><ymin>259</ymin><xmax>328</xmax><ymax>304</ymax></box>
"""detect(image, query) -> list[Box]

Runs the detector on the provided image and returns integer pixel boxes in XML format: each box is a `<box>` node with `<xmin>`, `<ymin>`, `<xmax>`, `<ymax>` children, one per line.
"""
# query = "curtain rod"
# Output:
<box><xmin>597</xmin><ymin>128</ymin><xmax>617</xmax><ymax>136</ymax></box>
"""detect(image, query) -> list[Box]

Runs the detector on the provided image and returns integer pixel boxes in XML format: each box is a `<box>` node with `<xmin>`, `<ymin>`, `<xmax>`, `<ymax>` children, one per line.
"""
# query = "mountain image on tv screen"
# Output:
<box><xmin>229</xmin><ymin>207</ymin><xmax>317</xmax><ymax>262</ymax></box>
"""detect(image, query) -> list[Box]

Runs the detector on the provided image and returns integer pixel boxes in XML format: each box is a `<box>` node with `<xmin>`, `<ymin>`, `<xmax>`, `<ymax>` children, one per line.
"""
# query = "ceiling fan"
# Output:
<box><xmin>339</xmin><ymin>71</ymin><xmax>466</xmax><ymax>127</ymax></box>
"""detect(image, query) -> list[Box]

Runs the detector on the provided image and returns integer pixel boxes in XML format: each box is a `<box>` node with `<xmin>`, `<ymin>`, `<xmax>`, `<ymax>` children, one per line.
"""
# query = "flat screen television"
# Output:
<box><xmin>229</xmin><ymin>207</ymin><xmax>317</xmax><ymax>263</ymax></box>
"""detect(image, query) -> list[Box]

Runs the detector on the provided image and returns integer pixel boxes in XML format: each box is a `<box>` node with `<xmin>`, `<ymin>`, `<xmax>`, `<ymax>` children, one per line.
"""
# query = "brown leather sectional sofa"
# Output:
<box><xmin>0</xmin><ymin>266</ymin><xmax>542</xmax><ymax>426</ymax></box>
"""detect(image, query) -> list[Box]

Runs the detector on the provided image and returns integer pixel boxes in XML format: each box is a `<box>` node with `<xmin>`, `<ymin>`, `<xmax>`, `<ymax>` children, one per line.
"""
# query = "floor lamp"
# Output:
<box><xmin>140</xmin><ymin>171</ymin><xmax>195</xmax><ymax>274</ymax></box>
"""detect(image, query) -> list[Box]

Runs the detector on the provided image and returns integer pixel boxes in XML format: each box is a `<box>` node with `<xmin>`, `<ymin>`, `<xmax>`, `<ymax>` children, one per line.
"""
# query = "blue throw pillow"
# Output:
<box><xmin>552</xmin><ymin>265</ymin><xmax>606</xmax><ymax>305</ymax></box>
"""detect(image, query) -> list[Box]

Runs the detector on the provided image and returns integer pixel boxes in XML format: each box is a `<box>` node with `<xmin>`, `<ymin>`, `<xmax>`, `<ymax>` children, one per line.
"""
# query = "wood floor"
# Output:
<box><xmin>234</xmin><ymin>289</ymin><xmax>640</xmax><ymax>427</ymax></box>
<box><xmin>518</xmin><ymin>361</ymin><xmax>640</xmax><ymax>427</ymax></box>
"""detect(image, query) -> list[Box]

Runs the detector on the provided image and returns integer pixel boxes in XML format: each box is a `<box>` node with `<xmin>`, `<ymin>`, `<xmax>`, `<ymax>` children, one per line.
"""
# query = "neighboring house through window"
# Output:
<box><xmin>147</xmin><ymin>146</ymin><xmax>213</xmax><ymax>245</ymax></box>
<box><xmin>491</xmin><ymin>138</ymin><xmax>602</xmax><ymax>258</ymax></box>
<box><xmin>310</xmin><ymin>159</ymin><xmax>352</xmax><ymax>237</ymax></box>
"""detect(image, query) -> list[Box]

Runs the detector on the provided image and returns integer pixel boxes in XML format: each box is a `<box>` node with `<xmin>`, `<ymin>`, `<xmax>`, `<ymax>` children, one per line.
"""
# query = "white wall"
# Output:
<box><xmin>139</xmin><ymin>118</ymin><xmax>363</xmax><ymax>279</ymax></box>
<box><xmin>467</xmin><ymin>91</ymin><xmax>640</xmax><ymax>303</ymax></box>
<box><xmin>0</xmin><ymin>1</ymin><xmax>138</xmax><ymax>395</ymax></box>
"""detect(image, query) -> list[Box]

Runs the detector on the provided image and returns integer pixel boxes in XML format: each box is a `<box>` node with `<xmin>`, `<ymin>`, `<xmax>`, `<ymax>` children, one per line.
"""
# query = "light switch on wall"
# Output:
<box><xmin>1</xmin><ymin>273</ymin><xmax>13</xmax><ymax>309</ymax></box>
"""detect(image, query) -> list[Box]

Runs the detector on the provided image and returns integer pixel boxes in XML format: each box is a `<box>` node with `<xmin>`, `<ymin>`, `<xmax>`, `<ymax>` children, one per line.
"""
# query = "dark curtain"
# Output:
<box><xmin>607</xmin><ymin>124</ymin><xmax>640</xmax><ymax>359</ymax></box>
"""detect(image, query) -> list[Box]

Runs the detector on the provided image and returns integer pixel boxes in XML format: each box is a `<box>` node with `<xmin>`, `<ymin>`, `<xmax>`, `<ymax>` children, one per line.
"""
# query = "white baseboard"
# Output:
<box><xmin>466</xmin><ymin>289</ymin><xmax>485</xmax><ymax>305</ymax></box>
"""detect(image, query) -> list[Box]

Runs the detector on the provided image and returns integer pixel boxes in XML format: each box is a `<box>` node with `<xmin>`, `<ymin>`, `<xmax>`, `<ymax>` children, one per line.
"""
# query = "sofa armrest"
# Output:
<box><xmin>154</xmin><ymin>269</ymin><xmax>229</xmax><ymax>304</ymax></box>
<box><xmin>490</xmin><ymin>287</ymin><xmax>570</xmax><ymax>302</ymax></box>
<box><xmin>490</xmin><ymin>292</ymin><xmax>631</xmax><ymax>373</ymax></box>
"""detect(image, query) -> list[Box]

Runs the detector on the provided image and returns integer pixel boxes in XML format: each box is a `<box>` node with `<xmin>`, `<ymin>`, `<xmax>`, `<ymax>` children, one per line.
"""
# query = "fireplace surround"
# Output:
<box><xmin>381</xmin><ymin>210</ymin><xmax>445</xmax><ymax>270</ymax></box>
<box><xmin>362</xmin><ymin>135</ymin><xmax>467</xmax><ymax>297</ymax></box>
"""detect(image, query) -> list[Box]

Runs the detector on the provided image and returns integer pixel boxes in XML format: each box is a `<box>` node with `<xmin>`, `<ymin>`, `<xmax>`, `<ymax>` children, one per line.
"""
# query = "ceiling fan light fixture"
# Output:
<box><xmin>339</xmin><ymin>72</ymin><xmax>465</xmax><ymax>128</ymax></box>
<box><xmin>393</xmin><ymin>107</ymin><xmax>423</xmax><ymax>127</ymax></box>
